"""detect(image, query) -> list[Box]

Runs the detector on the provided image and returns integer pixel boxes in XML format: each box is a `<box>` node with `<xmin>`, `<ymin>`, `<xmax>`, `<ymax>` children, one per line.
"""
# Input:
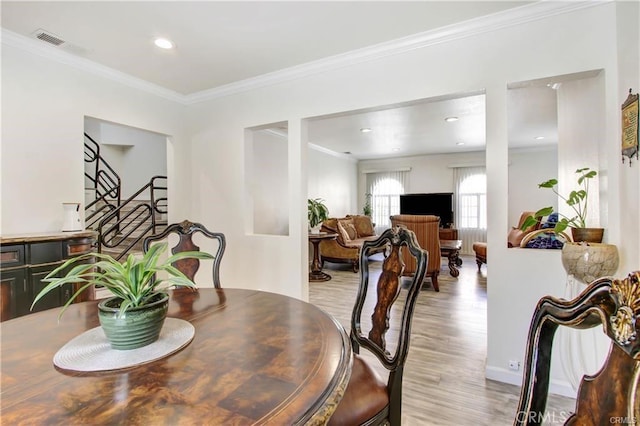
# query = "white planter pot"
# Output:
<box><xmin>309</xmin><ymin>224</ymin><xmax>322</xmax><ymax>234</ymax></box>
<box><xmin>561</xmin><ymin>242</ymin><xmax>619</xmax><ymax>284</ymax></box>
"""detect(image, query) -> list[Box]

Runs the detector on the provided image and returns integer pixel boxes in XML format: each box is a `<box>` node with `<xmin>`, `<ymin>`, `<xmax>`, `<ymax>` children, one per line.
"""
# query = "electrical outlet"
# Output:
<box><xmin>508</xmin><ymin>360</ymin><xmax>521</xmax><ymax>371</ymax></box>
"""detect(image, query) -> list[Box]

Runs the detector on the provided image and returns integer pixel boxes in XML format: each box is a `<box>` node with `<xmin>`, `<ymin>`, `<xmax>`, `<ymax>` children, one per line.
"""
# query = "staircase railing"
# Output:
<box><xmin>97</xmin><ymin>176</ymin><xmax>167</xmax><ymax>260</ymax></box>
<box><xmin>84</xmin><ymin>133</ymin><xmax>121</xmax><ymax>229</ymax></box>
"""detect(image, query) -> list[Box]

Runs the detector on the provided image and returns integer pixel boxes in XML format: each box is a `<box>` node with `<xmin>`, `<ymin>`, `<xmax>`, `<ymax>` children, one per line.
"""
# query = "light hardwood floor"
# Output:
<box><xmin>308</xmin><ymin>253</ymin><xmax>576</xmax><ymax>425</ymax></box>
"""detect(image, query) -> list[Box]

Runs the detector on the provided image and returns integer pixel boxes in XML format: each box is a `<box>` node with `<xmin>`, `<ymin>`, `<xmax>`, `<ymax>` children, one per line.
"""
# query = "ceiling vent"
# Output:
<box><xmin>32</xmin><ymin>29</ymin><xmax>65</xmax><ymax>46</ymax></box>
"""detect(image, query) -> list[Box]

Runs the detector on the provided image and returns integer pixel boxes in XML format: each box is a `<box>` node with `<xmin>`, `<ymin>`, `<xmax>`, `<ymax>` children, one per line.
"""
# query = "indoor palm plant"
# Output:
<box><xmin>308</xmin><ymin>198</ymin><xmax>329</xmax><ymax>233</ymax></box>
<box><xmin>32</xmin><ymin>242</ymin><xmax>213</xmax><ymax>350</ymax></box>
<box><xmin>520</xmin><ymin>167</ymin><xmax>602</xmax><ymax>242</ymax></box>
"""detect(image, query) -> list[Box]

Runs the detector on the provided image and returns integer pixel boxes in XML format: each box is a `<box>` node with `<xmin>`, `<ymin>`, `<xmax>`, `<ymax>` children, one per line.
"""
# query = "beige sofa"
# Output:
<box><xmin>319</xmin><ymin>215</ymin><xmax>383</xmax><ymax>272</ymax></box>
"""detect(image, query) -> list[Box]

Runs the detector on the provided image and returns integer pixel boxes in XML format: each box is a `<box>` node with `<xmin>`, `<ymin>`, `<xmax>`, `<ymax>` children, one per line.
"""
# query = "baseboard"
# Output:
<box><xmin>485</xmin><ymin>366</ymin><xmax>576</xmax><ymax>398</ymax></box>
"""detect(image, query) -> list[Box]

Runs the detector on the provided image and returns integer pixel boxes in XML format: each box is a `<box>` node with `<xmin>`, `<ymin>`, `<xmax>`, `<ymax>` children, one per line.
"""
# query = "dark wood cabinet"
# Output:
<box><xmin>0</xmin><ymin>231</ymin><xmax>96</xmax><ymax>321</ymax></box>
<box><xmin>1</xmin><ymin>268</ymin><xmax>28</xmax><ymax>321</ymax></box>
<box><xmin>439</xmin><ymin>228</ymin><xmax>459</xmax><ymax>240</ymax></box>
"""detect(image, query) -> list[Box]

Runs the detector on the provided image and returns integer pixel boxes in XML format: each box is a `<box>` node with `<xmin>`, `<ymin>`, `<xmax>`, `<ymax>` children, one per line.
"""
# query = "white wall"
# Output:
<box><xmin>557</xmin><ymin>76</ymin><xmax>604</xmax><ymax>230</ymax></box>
<box><xmin>358</xmin><ymin>151</ymin><xmax>485</xmax><ymax>194</ymax></box>
<box><xmin>616</xmin><ymin>0</ymin><xmax>640</xmax><ymax>272</ymax></box>
<box><xmin>308</xmin><ymin>147</ymin><xmax>358</xmax><ymax>218</ymax></box>
<box><xmin>1</xmin><ymin>43</ymin><xmax>186</xmax><ymax>235</ymax></box>
<box><xmin>1</xmin><ymin>1</ymin><xmax>636</xmax><ymax>396</ymax></box>
<box><xmin>96</xmin><ymin>121</ymin><xmax>167</xmax><ymax>199</ymax></box>
<box><xmin>508</xmin><ymin>147</ymin><xmax>558</xmax><ymax>227</ymax></box>
<box><xmin>249</xmin><ymin>129</ymin><xmax>289</xmax><ymax>236</ymax></box>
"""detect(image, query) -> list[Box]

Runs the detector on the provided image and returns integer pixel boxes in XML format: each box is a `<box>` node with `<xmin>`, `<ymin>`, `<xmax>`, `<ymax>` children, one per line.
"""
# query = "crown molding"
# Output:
<box><xmin>309</xmin><ymin>143</ymin><xmax>358</xmax><ymax>162</ymax></box>
<box><xmin>184</xmin><ymin>0</ymin><xmax>609</xmax><ymax>104</ymax></box>
<box><xmin>2</xmin><ymin>1</ymin><xmax>610</xmax><ymax>106</ymax></box>
<box><xmin>257</xmin><ymin>131</ymin><xmax>356</xmax><ymax>160</ymax></box>
<box><xmin>1</xmin><ymin>29</ymin><xmax>185</xmax><ymax>104</ymax></box>
<box><xmin>262</xmin><ymin>128</ymin><xmax>289</xmax><ymax>139</ymax></box>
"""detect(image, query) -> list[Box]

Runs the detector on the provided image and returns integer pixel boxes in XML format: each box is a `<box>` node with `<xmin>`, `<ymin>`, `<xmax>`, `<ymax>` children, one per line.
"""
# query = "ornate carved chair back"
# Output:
<box><xmin>328</xmin><ymin>226</ymin><xmax>428</xmax><ymax>426</ymax></box>
<box><xmin>143</xmin><ymin>220</ymin><xmax>226</xmax><ymax>288</ymax></box>
<box><xmin>515</xmin><ymin>271</ymin><xmax>640</xmax><ymax>425</ymax></box>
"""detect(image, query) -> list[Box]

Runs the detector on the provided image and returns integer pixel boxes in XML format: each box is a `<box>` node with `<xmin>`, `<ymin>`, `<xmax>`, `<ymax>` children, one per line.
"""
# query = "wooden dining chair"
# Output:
<box><xmin>390</xmin><ymin>214</ymin><xmax>441</xmax><ymax>291</ymax></box>
<box><xmin>142</xmin><ymin>220</ymin><xmax>226</xmax><ymax>288</ymax></box>
<box><xmin>328</xmin><ymin>226</ymin><xmax>428</xmax><ymax>426</ymax></box>
<box><xmin>515</xmin><ymin>270</ymin><xmax>640</xmax><ymax>425</ymax></box>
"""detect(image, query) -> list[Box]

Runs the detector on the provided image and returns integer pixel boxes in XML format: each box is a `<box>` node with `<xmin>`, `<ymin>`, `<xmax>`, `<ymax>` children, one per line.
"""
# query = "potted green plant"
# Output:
<box><xmin>520</xmin><ymin>167</ymin><xmax>603</xmax><ymax>243</ymax></box>
<box><xmin>32</xmin><ymin>242</ymin><xmax>213</xmax><ymax>350</ymax></box>
<box><xmin>363</xmin><ymin>193</ymin><xmax>372</xmax><ymax>217</ymax></box>
<box><xmin>308</xmin><ymin>198</ymin><xmax>329</xmax><ymax>233</ymax></box>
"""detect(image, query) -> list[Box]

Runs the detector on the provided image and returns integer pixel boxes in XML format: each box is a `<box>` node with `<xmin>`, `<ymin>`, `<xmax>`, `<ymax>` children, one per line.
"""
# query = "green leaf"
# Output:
<box><xmin>165</xmin><ymin>250</ymin><xmax>214</xmax><ymax>265</ymax></box>
<box><xmin>31</xmin><ymin>241</ymin><xmax>213</xmax><ymax>318</ymax></box>
<box><xmin>553</xmin><ymin>220</ymin><xmax>569</xmax><ymax>234</ymax></box>
<box><xmin>538</xmin><ymin>179</ymin><xmax>557</xmax><ymax>188</ymax></box>
<box><xmin>534</xmin><ymin>207</ymin><xmax>554</xmax><ymax>217</ymax></box>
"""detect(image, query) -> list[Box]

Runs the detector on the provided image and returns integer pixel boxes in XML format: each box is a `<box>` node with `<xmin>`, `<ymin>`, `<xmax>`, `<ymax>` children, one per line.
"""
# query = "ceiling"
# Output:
<box><xmin>1</xmin><ymin>0</ymin><xmax>562</xmax><ymax>160</ymax></box>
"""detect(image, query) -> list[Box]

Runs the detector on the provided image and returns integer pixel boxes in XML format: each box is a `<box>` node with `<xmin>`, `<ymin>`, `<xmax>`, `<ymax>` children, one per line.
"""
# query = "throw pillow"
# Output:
<box><xmin>350</xmin><ymin>215</ymin><xmax>375</xmax><ymax>237</ymax></box>
<box><xmin>337</xmin><ymin>221</ymin><xmax>352</xmax><ymax>242</ymax></box>
<box><xmin>322</xmin><ymin>218</ymin><xmax>338</xmax><ymax>233</ymax></box>
<box><xmin>337</xmin><ymin>218</ymin><xmax>355</xmax><ymax>233</ymax></box>
<box><xmin>344</xmin><ymin>223</ymin><xmax>357</xmax><ymax>240</ymax></box>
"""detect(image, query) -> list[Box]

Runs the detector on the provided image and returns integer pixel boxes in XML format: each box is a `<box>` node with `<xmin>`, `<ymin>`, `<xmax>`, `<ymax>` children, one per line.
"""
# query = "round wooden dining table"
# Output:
<box><xmin>0</xmin><ymin>288</ymin><xmax>352</xmax><ymax>425</ymax></box>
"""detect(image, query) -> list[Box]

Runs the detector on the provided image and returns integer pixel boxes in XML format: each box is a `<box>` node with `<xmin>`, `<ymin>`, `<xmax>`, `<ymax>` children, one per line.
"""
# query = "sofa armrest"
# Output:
<box><xmin>319</xmin><ymin>238</ymin><xmax>360</xmax><ymax>261</ymax></box>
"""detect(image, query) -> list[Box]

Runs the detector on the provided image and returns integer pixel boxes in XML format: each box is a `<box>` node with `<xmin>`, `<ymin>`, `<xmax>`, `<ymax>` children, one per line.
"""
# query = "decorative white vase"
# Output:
<box><xmin>561</xmin><ymin>242</ymin><xmax>619</xmax><ymax>284</ymax></box>
<box><xmin>559</xmin><ymin>241</ymin><xmax>619</xmax><ymax>390</ymax></box>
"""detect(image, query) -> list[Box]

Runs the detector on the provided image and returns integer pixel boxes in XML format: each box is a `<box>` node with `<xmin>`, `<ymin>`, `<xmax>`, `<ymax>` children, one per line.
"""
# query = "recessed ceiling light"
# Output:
<box><xmin>360</xmin><ymin>128</ymin><xmax>372</xmax><ymax>133</ymax></box>
<box><xmin>445</xmin><ymin>117</ymin><xmax>459</xmax><ymax>122</ymax></box>
<box><xmin>456</xmin><ymin>142</ymin><xmax>465</xmax><ymax>146</ymax></box>
<box><xmin>154</xmin><ymin>38</ymin><xmax>174</xmax><ymax>49</ymax></box>
<box><xmin>535</xmin><ymin>136</ymin><xmax>545</xmax><ymax>140</ymax></box>
<box><xmin>391</xmin><ymin>147</ymin><xmax>400</xmax><ymax>152</ymax></box>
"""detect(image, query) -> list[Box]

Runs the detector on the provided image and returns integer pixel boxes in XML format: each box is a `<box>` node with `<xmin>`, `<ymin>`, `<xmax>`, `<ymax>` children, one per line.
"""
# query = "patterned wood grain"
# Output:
<box><xmin>172</xmin><ymin>232</ymin><xmax>201</xmax><ymax>281</ymax></box>
<box><xmin>0</xmin><ymin>288</ymin><xmax>351</xmax><ymax>425</ymax></box>
<box><xmin>566</xmin><ymin>345</ymin><xmax>636</xmax><ymax>425</ymax></box>
<box><xmin>369</xmin><ymin>244</ymin><xmax>405</xmax><ymax>349</ymax></box>
<box><xmin>310</xmin><ymin>254</ymin><xmax>577</xmax><ymax>425</ymax></box>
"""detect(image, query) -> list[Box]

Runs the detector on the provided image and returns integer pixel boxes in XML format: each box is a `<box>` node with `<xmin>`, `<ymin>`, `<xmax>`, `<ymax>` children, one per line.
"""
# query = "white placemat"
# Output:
<box><xmin>53</xmin><ymin>318</ymin><xmax>195</xmax><ymax>372</ymax></box>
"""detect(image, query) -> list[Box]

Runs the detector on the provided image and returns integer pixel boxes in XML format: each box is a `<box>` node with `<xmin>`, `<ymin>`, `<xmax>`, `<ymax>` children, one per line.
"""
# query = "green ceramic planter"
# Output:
<box><xmin>98</xmin><ymin>292</ymin><xmax>169</xmax><ymax>350</ymax></box>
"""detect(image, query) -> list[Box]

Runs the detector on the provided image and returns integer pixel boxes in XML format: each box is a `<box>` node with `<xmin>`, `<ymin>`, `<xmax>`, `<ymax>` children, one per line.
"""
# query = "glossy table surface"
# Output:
<box><xmin>0</xmin><ymin>288</ymin><xmax>352</xmax><ymax>425</ymax></box>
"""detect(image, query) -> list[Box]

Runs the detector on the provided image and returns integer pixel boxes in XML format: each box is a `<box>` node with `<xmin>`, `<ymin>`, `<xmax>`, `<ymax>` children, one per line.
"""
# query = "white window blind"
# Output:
<box><xmin>453</xmin><ymin>167</ymin><xmax>486</xmax><ymax>254</ymax></box>
<box><xmin>365</xmin><ymin>170</ymin><xmax>409</xmax><ymax>234</ymax></box>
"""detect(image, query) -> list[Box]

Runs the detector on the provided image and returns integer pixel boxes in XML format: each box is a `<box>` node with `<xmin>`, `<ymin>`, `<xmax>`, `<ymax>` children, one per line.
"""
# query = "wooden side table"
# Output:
<box><xmin>308</xmin><ymin>232</ymin><xmax>338</xmax><ymax>282</ymax></box>
<box><xmin>440</xmin><ymin>239</ymin><xmax>463</xmax><ymax>277</ymax></box>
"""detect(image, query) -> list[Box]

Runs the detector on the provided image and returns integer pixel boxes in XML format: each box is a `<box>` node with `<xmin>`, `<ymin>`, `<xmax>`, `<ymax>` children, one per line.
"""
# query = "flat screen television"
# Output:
<box><xmin>399</xmin><ymin>193</ymin><xmax>453</xmax><ymax>228</ymax></box>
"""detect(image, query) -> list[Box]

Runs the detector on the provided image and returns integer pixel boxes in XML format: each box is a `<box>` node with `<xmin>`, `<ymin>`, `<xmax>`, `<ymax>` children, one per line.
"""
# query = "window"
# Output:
<box><xmin>453</xmin><ymin>166</ymin><xmax>486</xmax><ymax>254</ymax></box>
<box><xmin>458</xmin><ymin>174</ymin><xmax>487</xmax><ymax>229</ymax></box>
<box><xmin>366</xmin><ymin>171</ymin><xmax>408</xmax><ymax>233</ymax></box>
